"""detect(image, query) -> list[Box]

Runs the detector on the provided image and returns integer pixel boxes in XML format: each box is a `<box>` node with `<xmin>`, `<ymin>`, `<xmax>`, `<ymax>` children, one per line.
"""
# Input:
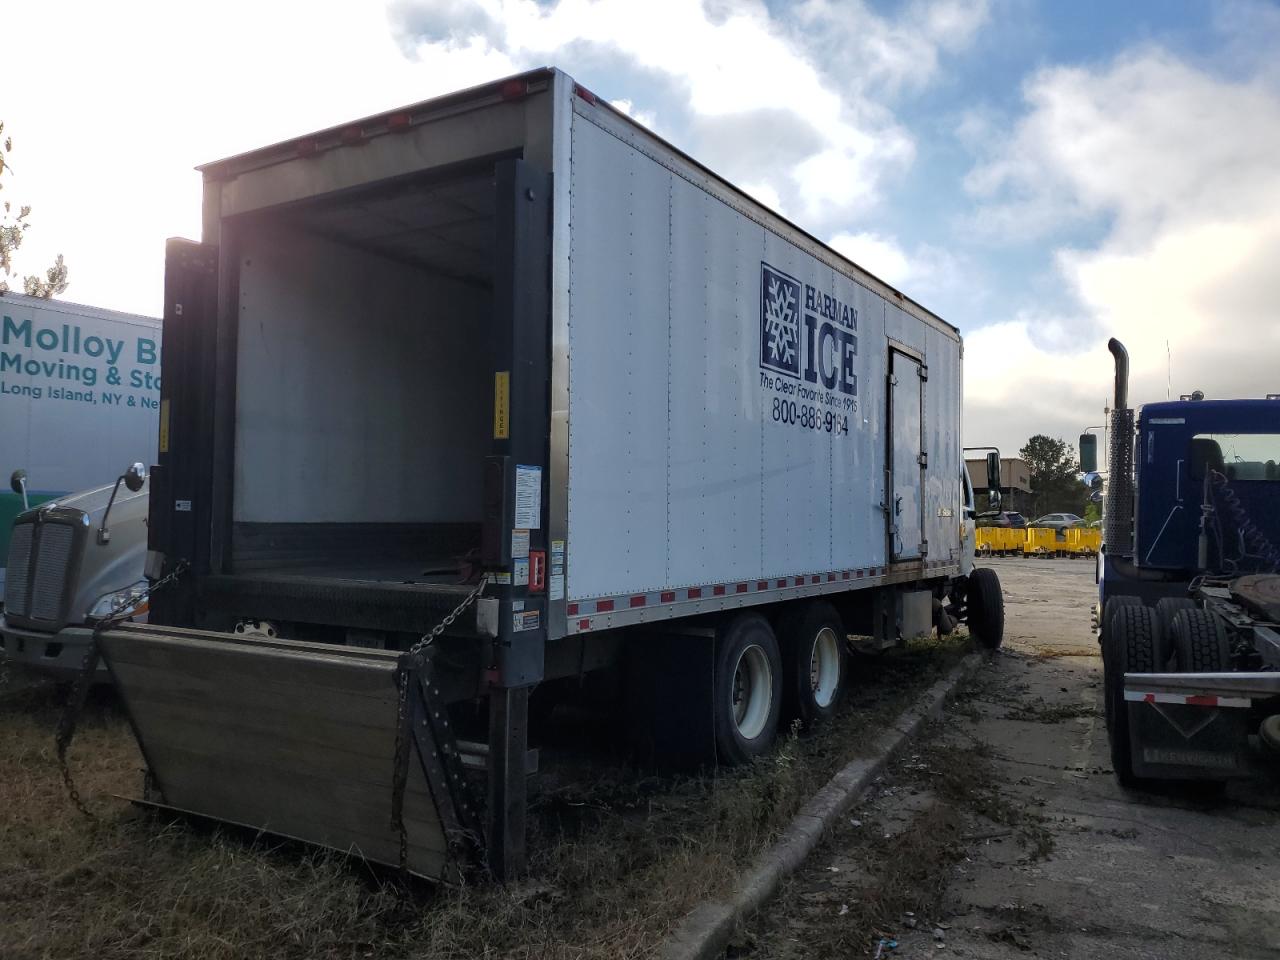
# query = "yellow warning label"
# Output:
<box><xmin>494</xmin><ymin>371</ymin><xmax>510</xmax><ymax>439</ymax></box>
<box><xmin>158</xmin><ymin>398</ymin><xmax>171</xmax><ymax>453</ymax></box>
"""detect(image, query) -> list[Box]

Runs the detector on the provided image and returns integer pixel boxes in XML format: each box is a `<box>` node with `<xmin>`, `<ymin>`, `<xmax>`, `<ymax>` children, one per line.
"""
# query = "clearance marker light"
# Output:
<box><xmin>501</xmin><ymin>78</ymin><xmax>529</xmax><ymax>101</ymax></box>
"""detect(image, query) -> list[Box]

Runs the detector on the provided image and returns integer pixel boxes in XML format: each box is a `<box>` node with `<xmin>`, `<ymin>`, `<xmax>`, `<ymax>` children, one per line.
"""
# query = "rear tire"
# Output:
<box><xmin>1170</xmin><ymin>609</ymin><xmax>1231</xmax><ymax>672</ymax></box>
<box><xmin>777</xmin><ymin>601</ymin><xmax>847</xmax><ymax>728</ymax></box>
<box><xmin>1104</xmin><ymin>604</ymin><xmax>1157</xmax><ymax>787</ymax></box>
<box><xmin>966</xmin><ymin>568</ymin><xmax>1004</xmax><ymax>649</ymax></box>
<box><xmin>1100</xmin><ymin>595</ymin><xmax>1142</xmax><ymax>648</ymax></box>
<box><xmin>1154</xmin><ymin>597</ymin><xmax>1196</xmax><ymax>668</ymax></box>
<box><xmin>713</xmin><ymin>614</ymin><xmax>783</xmax><ymax>765</ymax></box>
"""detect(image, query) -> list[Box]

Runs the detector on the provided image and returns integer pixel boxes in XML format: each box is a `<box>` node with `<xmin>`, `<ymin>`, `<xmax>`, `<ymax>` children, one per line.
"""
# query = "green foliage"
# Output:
<box><xmin>0</xmin><ymin>122</ymin><xmax>68</xmax><ymax>298</ymax></box>
<box><xmin>1082</xmin><ymin>501</ymin><xmax>1101</xmax><ymax>525</ymax></box>
<box><xmin>1020</xmin><ymin>434</ymin><xmax>1088</xmax><ymax>515</ymax></box>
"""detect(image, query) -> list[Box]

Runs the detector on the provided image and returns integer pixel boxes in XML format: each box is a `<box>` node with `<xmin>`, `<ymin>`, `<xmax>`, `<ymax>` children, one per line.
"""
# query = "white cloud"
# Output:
<box><xmin>828</xmin><ymin>231</ymin><xmax>912</xmax><ymax>287</ymax></box>
<box><xmin>3</xmin><ymin>0</ymin><xmax>987</xmax><ymax>317</ymax></box>
<box><xmin>962</xmin><ymin>33</ymin><xmax>1280</xmax><ymax>451</ymax></box>
<box><xmin>391</xmin><ymin>0</ymin><xmax>988</xmax><ymax>222</ymax></box>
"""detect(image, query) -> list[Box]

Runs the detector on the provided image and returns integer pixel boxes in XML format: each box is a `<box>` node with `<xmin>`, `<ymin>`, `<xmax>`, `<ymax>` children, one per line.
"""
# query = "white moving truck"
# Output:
<box><xmin>80</xmin><ymin>69</ymin><xmax>1002</xmax><ymax>880</ymax></box>
<box><xmin>1</xmin><ymin>292</ymin><xmax>160</xmax><ymax>671</ymax></box>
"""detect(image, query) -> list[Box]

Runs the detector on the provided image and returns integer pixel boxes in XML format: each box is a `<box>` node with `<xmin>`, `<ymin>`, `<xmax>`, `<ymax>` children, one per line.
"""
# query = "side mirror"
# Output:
<box><xmin>124</xmin><ymin>462</ymin><xmax>147</xmax><ymax>493</ymax></box>
<box><xmin>985</xmin><ymin>452</ymin><xmax>1001</xmax><ymax>492</ymax></box>
<box><xmin>1079</xmin><ymin>433</ymin><xmax>1098</xmax><ymax>473</ymax></box>
<box><xmin>9</xmin><ymin>468</ymin><xmax>28</xmax><ymax>511</ymax></box>
<box><xmin>99</xmin><ymin>462</ymin><xmax>148</xmax><ymax>544</ymax></box>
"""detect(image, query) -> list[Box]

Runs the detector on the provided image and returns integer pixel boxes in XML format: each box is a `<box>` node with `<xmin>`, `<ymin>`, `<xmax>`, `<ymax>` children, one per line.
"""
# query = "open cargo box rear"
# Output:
<box><xmin>103</xmin><ymin>68</ymin><xmax>966</xmax><ymax>880</ymax></box>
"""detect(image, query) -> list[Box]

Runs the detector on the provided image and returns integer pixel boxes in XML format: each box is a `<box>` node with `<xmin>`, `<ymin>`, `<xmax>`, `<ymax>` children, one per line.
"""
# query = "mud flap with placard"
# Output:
<box><xmin>97</xmin><ymin>623</ymin><xmax>481</xmax><ymax>881</ymax></box>
<box><xmin>1126</xmin><ymin>695</ymin><xmax>1250</xmax><ymax>779</ymax></box>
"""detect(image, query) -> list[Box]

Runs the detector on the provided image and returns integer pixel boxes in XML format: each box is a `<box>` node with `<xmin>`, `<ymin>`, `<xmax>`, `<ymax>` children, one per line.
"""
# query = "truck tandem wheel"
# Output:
<box><xmin>1100</xmin><ymin>595</ymin><xmax>1142</xmax><ymax>648</ymax></box>
<box><xmin>1104</xmin><ymin>604</ymin><xmax>1157</xmax><ymax>787</ymax></box>
<box><xmin>778</xmin><ymin>601</ymin><xmax>847</xmax><ymax>728</ymax></box>
<box><xmin>966</xmin><ymin>567</ymin><xmax>1004</xmax><ymax>649</ymax></box>
<box><xmin>1154</xmin><ymin>597</ymin><xmax>1196</xmax><ymax>669</ymax></box>
<box><xmin>714</xmin><ymin>614</ymin><xmax>783</xmax><ymax>766</ymax></box>
<box><xmin>1170</xmin><ymin>609</ymin><xmax>1231</xmax><ymax>672</ymax></box>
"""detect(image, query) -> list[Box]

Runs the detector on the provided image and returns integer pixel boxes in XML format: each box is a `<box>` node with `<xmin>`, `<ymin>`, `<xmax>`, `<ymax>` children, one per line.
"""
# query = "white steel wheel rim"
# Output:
<box><xmin>808</xmin><ymin>627</ymin><xmax>841</xmax><ymax>708</ymax></box>
<box><xmin>731</xmin><ymin>644</ymin><xmax>773</xmax><ymax>741</ymax></box>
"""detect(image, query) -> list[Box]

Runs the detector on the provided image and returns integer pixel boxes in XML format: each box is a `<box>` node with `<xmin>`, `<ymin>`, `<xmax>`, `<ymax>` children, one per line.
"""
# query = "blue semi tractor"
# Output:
<box><xmin>1090</xmin><ymin>339</ymin><xmax>1280</xmax><ymax>786</ymax></box>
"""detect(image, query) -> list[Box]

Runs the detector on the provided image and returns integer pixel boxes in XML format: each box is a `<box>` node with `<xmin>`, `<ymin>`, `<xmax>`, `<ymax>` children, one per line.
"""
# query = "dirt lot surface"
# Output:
<box><xmin>734</xmin><ymin>558</ymin><xmax>1280</xmax><ymax>959</ymax></box>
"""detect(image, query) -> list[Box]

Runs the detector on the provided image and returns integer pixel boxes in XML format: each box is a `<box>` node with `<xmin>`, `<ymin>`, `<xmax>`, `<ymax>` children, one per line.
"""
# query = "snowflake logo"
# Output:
<box><xmin>760</xmin><ymin>263</ymin><xmax>800</xmax><ymax>376</ymax></box>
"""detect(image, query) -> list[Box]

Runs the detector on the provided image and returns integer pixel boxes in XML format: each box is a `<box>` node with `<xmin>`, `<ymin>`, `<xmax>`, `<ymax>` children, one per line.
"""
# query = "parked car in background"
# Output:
<box><xmin>975</xmin><ymin>511</ymin><xmax>1027</xmax><ymax>527</ymax></box>
<box><xmin>1032</xmin><ymin>512</ymin><xmax>1084</xmax><ymax>530</ymax></box>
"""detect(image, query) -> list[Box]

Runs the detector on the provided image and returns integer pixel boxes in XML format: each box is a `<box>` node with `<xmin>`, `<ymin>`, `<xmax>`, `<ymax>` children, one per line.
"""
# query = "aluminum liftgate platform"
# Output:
<box><xmin>97</xmin><ymin>623</ymin><xmax>483</xmax><ymax>882</ymax></box>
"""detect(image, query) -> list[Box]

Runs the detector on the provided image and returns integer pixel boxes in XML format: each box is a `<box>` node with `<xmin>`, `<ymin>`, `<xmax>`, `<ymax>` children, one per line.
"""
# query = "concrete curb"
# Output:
<box><xmin>658</xmin><ymin>651</ymin><xmax>986</xmax><ymax>960</ymax></box>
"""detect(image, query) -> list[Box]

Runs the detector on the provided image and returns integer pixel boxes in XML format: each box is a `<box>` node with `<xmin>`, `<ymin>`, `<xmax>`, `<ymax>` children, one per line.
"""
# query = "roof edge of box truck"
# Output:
<box><xmin>0</xmin><ymin>289</ymin><xmax>160</xmax><ymax>329</ymax></box>
<box><xmin>194</xmin><ymin>66</ymin><xmax>956</xmax><ymax>345</ymax></box>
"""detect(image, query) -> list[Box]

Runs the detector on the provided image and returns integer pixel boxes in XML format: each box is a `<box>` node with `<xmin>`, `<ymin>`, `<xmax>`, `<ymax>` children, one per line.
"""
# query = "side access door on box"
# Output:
<box><xmin>887</xmin><ymin>347</ymin><xmax>926</xmax><ymax>562</ymax></box>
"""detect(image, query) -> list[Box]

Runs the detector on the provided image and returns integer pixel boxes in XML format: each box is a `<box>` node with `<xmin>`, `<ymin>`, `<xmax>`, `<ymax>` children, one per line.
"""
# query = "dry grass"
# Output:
<box><xmin>0</xmin><ymin>632</ymin><xmax>972</xmax><ymax>960</ymax></box>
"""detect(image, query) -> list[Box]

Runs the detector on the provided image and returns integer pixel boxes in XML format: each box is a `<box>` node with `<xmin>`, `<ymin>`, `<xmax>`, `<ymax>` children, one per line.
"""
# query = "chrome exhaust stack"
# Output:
<box><xmin>1105</xmin><ymin>338</ymin><xmax>1135</xmax><ymax>557</ymax></box>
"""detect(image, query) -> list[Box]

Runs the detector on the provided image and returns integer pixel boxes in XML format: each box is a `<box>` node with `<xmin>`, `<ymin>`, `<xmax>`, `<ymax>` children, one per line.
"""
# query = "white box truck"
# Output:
<box><xmin>76</xmin><ymin>69</ymin><xmax>1003</xmax><ymax>881</ymax></box>
<box><xmin>1</xmin><ymin>293</ymin><xmax>160</xmax><ymax>674</ymax></box>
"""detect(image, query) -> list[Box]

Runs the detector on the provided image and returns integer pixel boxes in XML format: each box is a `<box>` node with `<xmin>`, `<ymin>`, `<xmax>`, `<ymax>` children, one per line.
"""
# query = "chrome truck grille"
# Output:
<box><xmin>3</xmin><ymin>509</ymin><xmax>88</xmax><ymax>630</ymax></box>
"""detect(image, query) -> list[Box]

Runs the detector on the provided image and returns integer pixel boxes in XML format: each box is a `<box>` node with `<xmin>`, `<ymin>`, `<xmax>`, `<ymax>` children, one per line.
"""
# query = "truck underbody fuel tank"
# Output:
<box><xmin>97</xmin><ymin>624</ymin><xmax>477</xmax><ymax>881</ymax></box>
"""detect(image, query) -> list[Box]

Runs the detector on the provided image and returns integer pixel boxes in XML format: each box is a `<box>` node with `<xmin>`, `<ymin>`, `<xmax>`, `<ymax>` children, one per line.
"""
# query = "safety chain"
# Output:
<box><xmin>407</xmin><ymin>574</ymin><xmax>491</xmax><ymax>658</ymax></box>
<box><xmin>55</xmin><ymin>560</ymin><xmax>189</xmax><ymax>820</ymax></box>
<box><xmin>391</xmin><ymin>574</ymin><xmax>490</xmax><ymax>871</ymax></box>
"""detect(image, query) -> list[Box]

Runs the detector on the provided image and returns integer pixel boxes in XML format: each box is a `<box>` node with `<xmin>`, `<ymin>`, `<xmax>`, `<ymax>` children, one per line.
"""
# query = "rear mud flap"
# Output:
<box><xmin>98</xmin><ymin>624</ymin><xmax>479</xmax><ymax>881</ymax></box>
<box><xmin>1126</xmin><ymin>697</ymin><xmax>1250</xmax><ymax>780</ymax></box>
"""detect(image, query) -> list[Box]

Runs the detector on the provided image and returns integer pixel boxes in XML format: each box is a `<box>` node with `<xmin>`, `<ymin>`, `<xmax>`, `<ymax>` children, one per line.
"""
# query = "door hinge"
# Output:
<box><xmin>919</xmin><ymin>363</ymin><xmax>929</xmax><ymax>381</ymax></box>
<box><xmin>918</xmin><ymin>451</ymin><xmax>928</xmax><ymax>468</ymax></box>
<box><xmin>921</xmin><ymin>539</ymin><xmax>929</xmax><ymax>557</ymax></box>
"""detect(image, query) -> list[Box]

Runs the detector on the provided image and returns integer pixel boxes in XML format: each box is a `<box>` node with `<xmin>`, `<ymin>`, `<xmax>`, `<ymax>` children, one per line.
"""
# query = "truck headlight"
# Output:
<box><xmin>88</xmin><ymin>580</ymin><xmax>150</xmax><ymax>620</ymax></box>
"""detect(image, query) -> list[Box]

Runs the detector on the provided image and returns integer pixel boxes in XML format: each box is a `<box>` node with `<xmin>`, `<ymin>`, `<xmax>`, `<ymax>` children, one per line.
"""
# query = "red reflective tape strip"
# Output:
<box><xmin>1143</xmin><ymin>693</ymin><xmax>1156</xmax><ymax>703</ymax></box>
<box><xmin>596</xmin><ymin>599</ymin><xmax>614</xmax><ymax>613</ymax></box>
<box><xmin>736</xmin><ymin>583</ymin><xmax>748</xmax><ymax>594</ymax></box>
<box><xmin>1186</xmin><ymin>695</ymin><xmax>1219</xmax><ymax>707</ymax></box>
<box><xmin>630</xmin><ymin>595</ymin><xmax>647</xmax><ymax>608</ymax></box>
<box><xmin>567</xmin><ymin>603</ymin><xmax>579</xmax><ymax>616</ymax></box>
<box><xmin>757</xmin><ymin>581</ymin><xmax>768</xmax><ymax>591</ymax></box>
<box><xmin>777</xmin><ymin>578</ymin><xmax>788</xmax><ymax>588</ymax></box>
<box><xmin>660</xmin><ymin>591</ymin><xmax>676</xmax><ymax>603</ymax></box>
<box><xmin>827</xmin><ymin>573</ymin><xmax>836</xmax><ymax>582</ymax></box>
<box><xmin>688</xmin><ymin>588</ymin><xmax>702</xmax><ymax>599</ymax></box>
<box><xmin>713</xmin><ymin>585</ymin><xmax>726</xmax><ymax>596</ymax></box>
<box><xmin>578</xmin><ymin>618</ymin><xmax>591</xmax><ymax>630</ymax></box>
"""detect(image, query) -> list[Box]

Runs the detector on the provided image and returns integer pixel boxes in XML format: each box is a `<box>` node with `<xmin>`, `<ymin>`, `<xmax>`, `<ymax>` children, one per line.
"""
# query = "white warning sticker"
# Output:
<box><xmin>511</xmin><ymin>529</ymin><xmax>530</xmax><ymax>560</ymax></box>
<box><xmin>549</xmin><ymin>573</ymin><xmax>565</xmax><ymax>601</ymax></box>
<box><xmin>513</xmin><ymin>557</ymin><xmax>530</xmax><ymax>587</ymax></box>
<box><xmin>515</xmin><ymin>465</ymin><xmax>542</xmax><ymax>529</ymax></box>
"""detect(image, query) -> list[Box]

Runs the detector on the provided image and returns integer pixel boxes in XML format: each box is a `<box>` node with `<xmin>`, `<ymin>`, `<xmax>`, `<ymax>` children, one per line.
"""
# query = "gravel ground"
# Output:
<box><xmin>734</xmin><ymin>557</ymin><xmax>1280</xmax><ymax>959</ymax></box>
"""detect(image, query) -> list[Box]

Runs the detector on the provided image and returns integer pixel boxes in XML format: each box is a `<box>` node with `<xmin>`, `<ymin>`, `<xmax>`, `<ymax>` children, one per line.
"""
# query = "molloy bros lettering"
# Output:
<box><xmin>1</xmin><ymin>314</ymin><xmax>160</xmax><ymax>399</ymax></box>
<box><xmin>759</xmin><ymin>262</ymin><xmax>859</xmax><ymax>420</ymax></box>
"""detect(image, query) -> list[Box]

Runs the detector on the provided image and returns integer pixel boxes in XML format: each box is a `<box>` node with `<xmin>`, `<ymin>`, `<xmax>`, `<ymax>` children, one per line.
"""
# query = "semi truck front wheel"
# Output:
<box><xmin>966</xmin><ymin>568</ymin><xmax>1005</xmax><ymax>649</ymax></box>
<box><xmin>714</xmin><ymin>614</ymin><xmax>783</xmax><ymax>765</ymax></box>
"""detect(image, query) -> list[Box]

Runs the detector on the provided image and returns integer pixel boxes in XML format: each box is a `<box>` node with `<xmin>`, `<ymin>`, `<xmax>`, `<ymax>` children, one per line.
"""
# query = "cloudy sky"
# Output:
<box><xmin>5</xmin><ymin>0</ymin><xmax>1279</xmax><ymax>452</ymax></box>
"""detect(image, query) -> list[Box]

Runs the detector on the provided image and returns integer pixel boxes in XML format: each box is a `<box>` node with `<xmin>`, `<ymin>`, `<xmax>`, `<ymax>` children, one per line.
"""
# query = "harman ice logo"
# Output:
<box><xmin>759</xmin><ymin>262</ymin><xmax>859</xmax><ymax>397</ymax></box>
<box><xmin>760</xmin><ymin>263</ymin><xmax>801</xmax><ymax>377</ymax></box>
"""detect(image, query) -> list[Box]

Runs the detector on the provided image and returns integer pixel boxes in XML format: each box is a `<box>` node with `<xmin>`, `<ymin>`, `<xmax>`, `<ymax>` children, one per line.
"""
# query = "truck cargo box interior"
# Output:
<box><xmin>228</xmin><ymin>168</ymin><xmax>497</xmax><ymax>587</ymax></box>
